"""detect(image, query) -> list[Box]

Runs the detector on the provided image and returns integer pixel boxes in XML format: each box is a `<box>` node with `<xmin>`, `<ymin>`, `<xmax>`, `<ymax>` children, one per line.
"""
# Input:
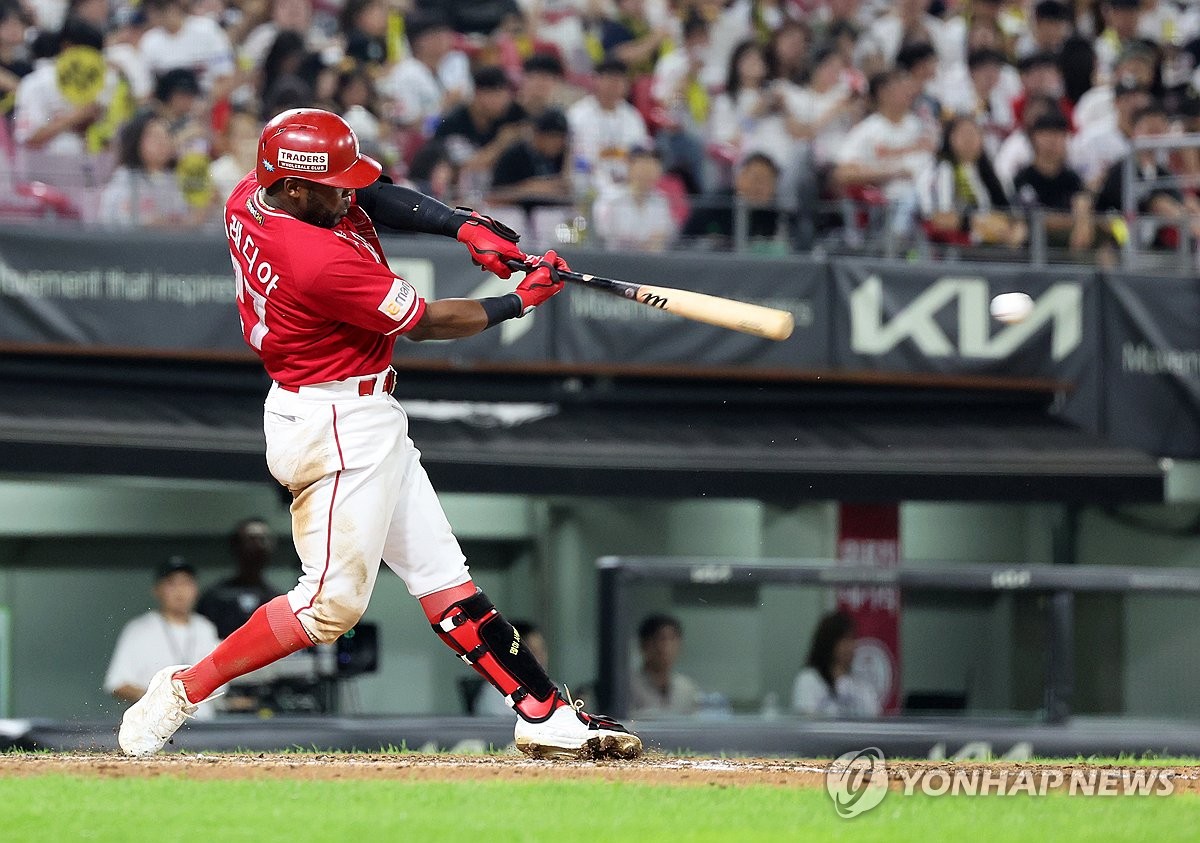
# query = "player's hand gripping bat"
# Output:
<box><xmin>506</xmin><ymin>260</ymin><xmax>794</xmax><ymax>341</ymax></box>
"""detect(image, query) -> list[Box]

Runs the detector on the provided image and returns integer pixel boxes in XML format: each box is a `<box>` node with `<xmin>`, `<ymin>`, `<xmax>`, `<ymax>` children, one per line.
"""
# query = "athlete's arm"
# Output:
<box><xmin>355</xmin><ymin>179</ymin><xmax>526</xmax><ymax>278</ymax></box>
<box><xmin>406</xmin><ymin>251</ymin><xmax>568</xmax><ymax>342</ymax></box>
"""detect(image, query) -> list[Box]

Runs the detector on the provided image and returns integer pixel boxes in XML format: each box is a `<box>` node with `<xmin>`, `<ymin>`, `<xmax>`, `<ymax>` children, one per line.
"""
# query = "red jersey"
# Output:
<box><xmin>224</xmin><ymin>173</ymin><xmax>426</xmax><ymax>385</ymax></box>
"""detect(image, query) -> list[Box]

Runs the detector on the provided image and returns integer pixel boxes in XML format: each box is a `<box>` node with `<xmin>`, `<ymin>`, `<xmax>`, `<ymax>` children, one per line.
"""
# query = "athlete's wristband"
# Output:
<box><xmin>479</xmin><ymin>294</ymin><xmax>524</xmax><ymax>327</ymax></box>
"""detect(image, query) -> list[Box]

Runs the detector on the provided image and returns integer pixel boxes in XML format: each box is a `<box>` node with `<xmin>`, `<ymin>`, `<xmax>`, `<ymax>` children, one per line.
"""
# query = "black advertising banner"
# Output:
<box><xmin>830</xmin><ymin>258</ymin><xmax>1101</xmax><ymax>429</ymax></box>
<box><xmin>1102</xmin><ymin>273</ymin><xmax>1200</xmax><ymax>457</ymax></box>
<box><xmin>0</xmin><ymin>227</ymin><xmax>244</xmax><ymax>353</ymax></box>
<box><xmin>552</xmin><ymin>248</ymin><xmax>829</xmax><ymax>367</ymax></box>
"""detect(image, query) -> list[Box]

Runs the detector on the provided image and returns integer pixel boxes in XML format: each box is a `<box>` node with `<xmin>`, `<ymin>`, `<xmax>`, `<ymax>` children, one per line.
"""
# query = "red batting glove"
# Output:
<box><xmin>514</xmin><ymin>250</ymin><xmax>568</xmax><ymax>314</ymax></box>
<box><xmin>455</xmin><ymin>210</ymin><xmax>526</xmax><ymax>279</ymax></box>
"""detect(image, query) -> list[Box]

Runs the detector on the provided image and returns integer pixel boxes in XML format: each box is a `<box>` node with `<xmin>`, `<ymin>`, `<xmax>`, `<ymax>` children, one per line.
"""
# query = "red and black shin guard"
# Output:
<box><xmin>430</xmin><ymin>591</ymin><xmax>563</xmax><ymax>722</ymax></box>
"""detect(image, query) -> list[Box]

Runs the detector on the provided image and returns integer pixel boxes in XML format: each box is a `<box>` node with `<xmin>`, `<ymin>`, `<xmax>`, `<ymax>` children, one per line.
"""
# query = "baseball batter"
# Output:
<box><xmin>118</xmin><ymin>108</ymin><xmax>641</xmax><ymax>760</ymax></box>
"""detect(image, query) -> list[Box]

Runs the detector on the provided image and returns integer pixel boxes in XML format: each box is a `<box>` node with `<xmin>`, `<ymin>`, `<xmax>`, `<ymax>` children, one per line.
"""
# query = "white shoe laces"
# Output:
<box><xmin>564</xmin><ymin>685</ymin><xmax>585</xmax><ymax>712</ymax></box>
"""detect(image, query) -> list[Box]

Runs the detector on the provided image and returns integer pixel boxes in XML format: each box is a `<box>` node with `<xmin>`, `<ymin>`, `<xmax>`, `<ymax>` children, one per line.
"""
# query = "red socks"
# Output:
<box><xmin>174</xmin><ymin>595</ymin><xmax>313</xmax><ymax>704</ymax></box>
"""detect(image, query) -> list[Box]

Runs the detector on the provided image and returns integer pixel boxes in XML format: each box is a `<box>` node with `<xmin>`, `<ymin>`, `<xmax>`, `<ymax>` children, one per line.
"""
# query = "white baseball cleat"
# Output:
<box><xmin>118</xmin><ymin>664</ymin><xmax>197</xmax><ymax>757</ymax></box>
<box><xmin>514</xmin><ymin>693</ymin><xmax>642</xmax><ymax>761</ymax></box>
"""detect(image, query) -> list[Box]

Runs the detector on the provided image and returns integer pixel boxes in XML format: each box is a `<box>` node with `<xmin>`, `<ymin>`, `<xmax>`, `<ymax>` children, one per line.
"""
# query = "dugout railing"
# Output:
<box><xmin>596</xmin><ymin>556</ymin><xmax>1200</xmax><ymax>720</ymax></box>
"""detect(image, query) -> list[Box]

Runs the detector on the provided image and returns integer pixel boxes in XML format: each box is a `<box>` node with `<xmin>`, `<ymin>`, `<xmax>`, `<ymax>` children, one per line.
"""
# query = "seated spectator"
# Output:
<box><xmin>98</xmin><ymin>109</ymin><xmax>191</xmax><ymax>227</ymax></box>
<box><xmin>434</xmin><ymin>65</ymin><xmax>527</xmax><ymax>188</ymax></box>
<box><xmin>209</xmin><ymin>108</ymin><xmax>262</xmax><ymax>200</ymax></box>
<box><xmin>833</xmin><ymin>68</ymin><xmax>935</xmax><ymax>216</ymax></box>
<box><xmin>650</xmin><ymin>13</ymin><xmax>713</xmax><ymax>192</ymax></box>
<box><xmin>1094</xmin><ymin>0</ymin><xmax>1146</xmax><ymax>84</ymax></box>
<box><xmin>766</xmin><ymin>19</ymin><xmax>811</xmax><ymax>86</ymax></box>
<box><xmin>708</xmin><ymin>40</ymin><xmax>792</xmax><ymax>173</ymax></box>
<box><xmin>488</xmin><ymin>107</ymin><xmax>569</xmax><ymax>211</ymax></box>
<box><xmin>948</xmin><ymin>48</ymin><xmax>1015</xmax><ymax>157</ymax></box>
<box><xmin>154</xmin><ymin>68</ymin><xmax>205</xmax><ymax>150</ymax></box>
<box><xmin>791</xmin><ymin>610</ymin><xmax>880</xmax><ymax>719</ymax></box>
<box><xmin>601</xmin><ymin>0</ymin><xmax>670</xmax><ymax>75</ymax></box>
<box><xmin>1093</xmin><ymin>102</ymin><xmax>1200</xmax><ymax>247</ymax></box>
<box><xmin>340</xmin><ymin>0</ymin><xmax>388</xmax><ymax>69</ymax></box>
<box><xmin>996</xmin><ymin>95</ymin><xmax>1062</xmax><ymax>195</ymax></box>
<box><xmin>1015</xmin><ymin>0</ymin><xmax>1074</xmax><ymax>58</ymax></box>
<box><xmin>1070</xmin><ymin>77</ymin><xmax>1150</xmax><ymax>188</ymax></box>
<box><xmin>593</xmin><ymin>146</ymin><xmax>677</xmax><ymax>252</ymax></box>
<box><xmin>1073</xmin><ymin>41</ymin><xmax>1157</xmax><ymax>132</ymax></box>
<box><xmin>0</xmin><ymin>1</ymin><xmax>34</xmax><ymax>121</ymax></box>
<box><xmin>517</xmin><ymin>52</ymin><xmax>567</xmax><ymax>122</ymax></box>
<box><xmin>681</xmin><ymin>152</ymin><xmax>790</xmax><ymax>250</ymax></box>
<box><xmin>139</xmin><ymin>0</ymin><xmax>235</xmax><ymax>96</ymax></box>
<box><xmin>566</xmin><ymin>58</ymin><xmax>650</xmax><ymax>192</ymax></box>
<box><xmin>240</xmin><ymin>0</ymin><xmax>318</xmax><ymax>72</ymax></box>
<box><xmin>474</xmin><ymin>620</ymin><xmax>548</xmax><ymax>716</ymax></box>
<box><xmin>1013</xmin><ymin>110</ymin><xmax>1097</xmax><ymax>251</ymax></box>
<box><xmin>1010</xmin><ymin>51</ymin><xmax>1073</xmax><ymax>131</ymax></box>
<box><xmin>787</xmin><ymin>44</ymin><xmax>861</xmax><ymax>170</ymax></box>
<box><xmin>919</xmin><ymin>115</ymin><xmax>1027</xmax><ymax>247</ymax></box>
<box><xmin>895</xmin><ymin>41</ymin><xmax>942</xmax><ymax>133</ymax></box>
<box><xmin>197</xmin><ymin>518</ymin><xmax>281</xmax><ymax>639</ymax></box>
<box><xmin>13</xmin><ymin>18</ymin><xmax>113</xmax><ymax>156</ymax></box>
<box><xmin>333</xmin><ymin>67</ymin><xmax>384</xmax><ymax>157</ymax></box>
<box><xmin>104</xmin><ymin>557</ymin><xmax>220</xmax><ymax>719</ymax></box>
<box><xmin>380</xmin><ymin>9</ymin><xmax>471</xmax><ymax>132</ymax></box>
<box><xmin>405</xmin><ymin>140</ymin><xmax>457</xmax><ymax>203</ymax></box>
<box><xmin>629</xmin><ymin>614</ymin><xmax>702</xmax><ymax>718</ymax></box>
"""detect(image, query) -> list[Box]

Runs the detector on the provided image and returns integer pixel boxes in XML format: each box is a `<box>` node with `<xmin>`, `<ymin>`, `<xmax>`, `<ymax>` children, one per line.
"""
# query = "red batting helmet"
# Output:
<box><xmin>256</xmin><ymin>108</ymin><xmax>382</xmax><ymax>190</ymax></box>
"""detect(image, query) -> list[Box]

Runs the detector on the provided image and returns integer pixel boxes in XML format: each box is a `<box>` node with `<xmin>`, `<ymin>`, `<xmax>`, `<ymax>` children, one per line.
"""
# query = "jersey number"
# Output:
<box><xmin>232</xmin><ymin>257</ymin><xmax>269</xmax><ymax>350</ymax></box>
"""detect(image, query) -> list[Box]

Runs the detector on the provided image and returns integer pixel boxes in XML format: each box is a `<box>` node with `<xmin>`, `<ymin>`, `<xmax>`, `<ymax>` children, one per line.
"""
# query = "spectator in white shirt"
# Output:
<box><xmin>1069</xmin><ymin>77</ymin><xmax>1150</xmax><ymax>188</ymax></box>
<box><xmin>708</xmin><ymin>40</ymin><xmax>792</xmax><ymax>171</ymax></box>
<box><xmin>104</xmin><ymin>557</ymin><xmax>221</xmax><ymax>720</ymax></box>
<box><xmin>1073</xmin><ymin>42</ymin><xmax>1157</xmax><ymax>132</ymax></box>
<box><xmin>12</xmin><ymin>17</ymin><xmax>114</xmax><ymax>156</ymax></box>
<box><xmin>594</xmin><ymin>146</ymin><xmax>677</xmax><ymax>252</ymax></box>
<box><xmin>138</xmin><ymin>0</ymin><xmax>234</xmax><ymax>96</ymax></box>
<box><xmin>566</xmin><ymin>57</ymin><xmax>649</xmax><ymax>191</ymax></box>
<box><xmin>833</xmin><ymin>68</ymin><xmax>935</xmax><ymax>205</ymax></box>
<box><xmin>629</xmin><ymin>614</ymin><xmax>702</xmax><ymax>719</ymax></box>
<box><xmin>379</xmin><ymin>9</ymin><xmax>472</xmax><ymax>133</ymax></box>
<box><xmin>240</xmin><ymin>0</ymin><xmax>316</xmax><ymax>73</ymax></box>
<box><xmin>792</xmin><ymin>610</ymin><xmax>881</xmax><ymax>719</ymax></box>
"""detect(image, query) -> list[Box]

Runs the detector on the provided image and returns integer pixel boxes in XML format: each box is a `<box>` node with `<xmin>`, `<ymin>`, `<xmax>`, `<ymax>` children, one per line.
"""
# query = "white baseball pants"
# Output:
<box><xmin>262</xmin><ymin>371</ymin><xmax>470</xmax><ymax>643</ymax></box>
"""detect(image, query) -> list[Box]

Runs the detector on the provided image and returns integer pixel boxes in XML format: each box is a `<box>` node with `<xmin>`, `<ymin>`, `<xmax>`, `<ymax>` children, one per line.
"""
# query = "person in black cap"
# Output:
<box><xmin>104</xmin><ymin>556</ymin><xmax>220</xmax><ymax>715</ymax></box>
<box><xmin>434</xmin><ymin>64</ymin><xmax>528</xmax><ymax>177</ymax></box>
<box><xmin>488</xmin><ymin>107</ymin><xmax>570</xmax><ymax>211</ymax></box>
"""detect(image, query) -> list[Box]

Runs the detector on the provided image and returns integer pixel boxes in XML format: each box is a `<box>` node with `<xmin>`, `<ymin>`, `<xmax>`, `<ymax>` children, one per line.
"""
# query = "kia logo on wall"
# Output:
<box><xmin>849</xmin><ymin>276</ymin><xmax>1084</xmax><ymax>361</ymax></box>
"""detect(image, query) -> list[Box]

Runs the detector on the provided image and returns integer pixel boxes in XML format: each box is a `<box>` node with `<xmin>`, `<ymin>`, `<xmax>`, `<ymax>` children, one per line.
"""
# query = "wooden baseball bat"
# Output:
<box><xmin>509</xmin><ymin>261</ymin><xmax>795</xmax><ymax>341</ymax></box>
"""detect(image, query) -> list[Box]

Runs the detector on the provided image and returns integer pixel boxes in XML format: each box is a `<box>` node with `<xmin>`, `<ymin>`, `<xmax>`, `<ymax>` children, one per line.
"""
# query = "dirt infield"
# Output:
<box><xmin>3</xmin><ymin>753</ymin><xmax>1200</xmax><ymax>793</ymax></box>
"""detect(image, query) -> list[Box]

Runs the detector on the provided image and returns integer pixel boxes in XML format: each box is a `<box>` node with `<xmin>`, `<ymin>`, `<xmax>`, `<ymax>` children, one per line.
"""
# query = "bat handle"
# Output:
<box><xmin>505</xmin><ymin>258</ymin><xmax>531</xmax><ymax>273</ymax></box>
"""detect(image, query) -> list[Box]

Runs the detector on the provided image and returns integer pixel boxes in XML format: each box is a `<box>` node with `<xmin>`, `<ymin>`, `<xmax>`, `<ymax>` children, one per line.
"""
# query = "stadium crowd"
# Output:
<box><xmin>4</xmin><ymin>0</ymin><xmax>1200</xmax><ymax>256</ymax></box>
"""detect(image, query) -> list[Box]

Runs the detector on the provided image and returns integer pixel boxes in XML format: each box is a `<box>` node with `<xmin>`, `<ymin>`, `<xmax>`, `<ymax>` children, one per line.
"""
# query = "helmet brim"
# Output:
<box><xmin>310</xmin><ymin>153</ymin><xmax>383</xmax><ymax>190</ymax></box>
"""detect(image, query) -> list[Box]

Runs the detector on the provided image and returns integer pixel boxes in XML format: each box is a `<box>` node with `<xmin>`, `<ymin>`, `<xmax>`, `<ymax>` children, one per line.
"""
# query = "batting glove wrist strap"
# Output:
<box><xmin>479</xmin><ymin>293</ymin><xmax>525</xmax><ymax>327</ymax></box>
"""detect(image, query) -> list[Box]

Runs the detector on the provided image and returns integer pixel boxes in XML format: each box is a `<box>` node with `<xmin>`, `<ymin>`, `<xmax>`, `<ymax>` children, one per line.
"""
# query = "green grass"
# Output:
<box><xmin>0</xmin><ymin>775</ymin><xmax>1197</xmax><ymax>843</ymax></box>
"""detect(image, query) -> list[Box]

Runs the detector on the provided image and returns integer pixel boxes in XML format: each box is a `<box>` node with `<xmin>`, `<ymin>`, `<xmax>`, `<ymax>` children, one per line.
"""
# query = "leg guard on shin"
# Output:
<box><xmin>431</xmin><ymin>591</ymin><xmax>562</xmax><ymax>722</ymax></box>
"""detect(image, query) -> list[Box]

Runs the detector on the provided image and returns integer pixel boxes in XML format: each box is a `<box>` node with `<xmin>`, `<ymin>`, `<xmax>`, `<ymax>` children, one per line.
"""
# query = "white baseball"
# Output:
<box><xmin>990</xmin><ymin>292</ymin><xmax>1034</xmax><ymax>324</ymax></box>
